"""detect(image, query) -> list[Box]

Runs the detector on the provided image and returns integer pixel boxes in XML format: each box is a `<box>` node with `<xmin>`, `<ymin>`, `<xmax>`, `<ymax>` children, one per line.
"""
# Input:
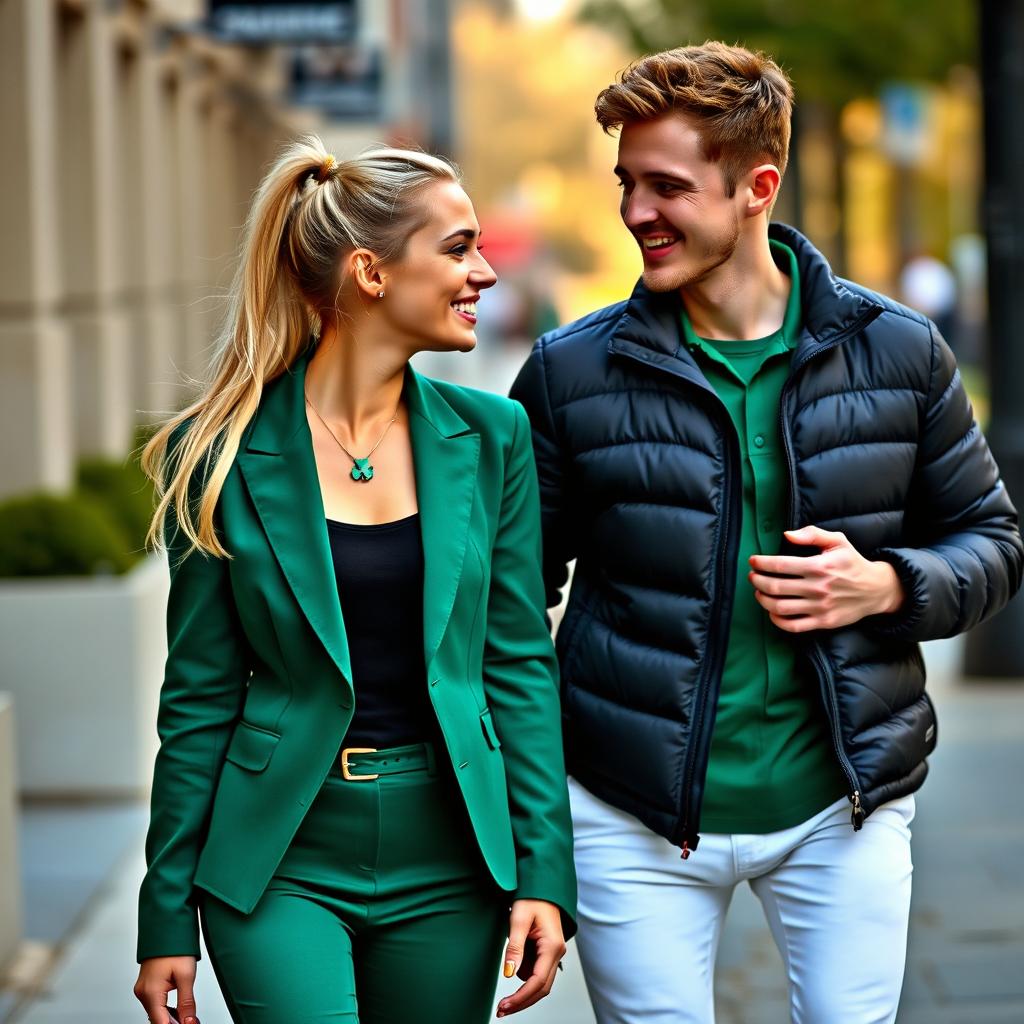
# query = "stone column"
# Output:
<box><xmin>55</xmin><ymin>0</ymin><xmax>133</xmax><ymax>457</ymax></box>
<box><xmin>173</xmin><ymin>52</ymin><xmax>214</xmax><ymax>386</ymax></box>
<box><xmin>111</xmin><ymin>18</ymin><xmax>150</xmax><ymax>428</ymax></box>
<box><xmin>0</xmin><ymin>0</ymin><xmax>74</xmax><ymax>497</ymax></box>
<box><xmin>133</xmin><ymin>21</ymin><xmax>184</xmax><ymax>419</ymax></box>
<box><xmin>202</xmin><ymin>95</ymin><xmax>243</xmax><ymax>359</ymax></box>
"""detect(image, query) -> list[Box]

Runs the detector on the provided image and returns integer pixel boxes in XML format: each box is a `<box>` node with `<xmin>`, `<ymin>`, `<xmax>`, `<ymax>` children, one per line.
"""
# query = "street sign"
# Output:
<box><xmin>207</xmin><ymin>1</ymin><xmax>357</xmax><ymax>44</ymax></box>
<box><xmin>288</xmin><ymin>45</ymin><xmax>383</xmax><ymax>120</ymax></box>
<box><xmin>880</xmin><ymin>82</ymin><xmax>935</xmax><ymax>167</ymax></box>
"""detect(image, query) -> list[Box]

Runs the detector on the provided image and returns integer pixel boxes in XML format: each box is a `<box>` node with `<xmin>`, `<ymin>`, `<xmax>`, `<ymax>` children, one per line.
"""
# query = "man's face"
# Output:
<box><xmin>615</xmin><ymin>113</ymin><xmax>745</xmax><ymax>293</ymax></box>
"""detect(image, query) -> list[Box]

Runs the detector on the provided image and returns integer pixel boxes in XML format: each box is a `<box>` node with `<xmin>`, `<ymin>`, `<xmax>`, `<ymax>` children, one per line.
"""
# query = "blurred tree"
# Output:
<box><xmin>454</xmin><ymin>3</ymin><xmax>641</xmax><ymax>314</ymax></box>
<box><xmin>579</xmin><ymin>0</ymin><xmax>974</xmax><ymax>106</ymax></box>
<box><xmin>578</xmin><ymin>0</ymin><xmax>976</xmax><ymax>269</ymax></box>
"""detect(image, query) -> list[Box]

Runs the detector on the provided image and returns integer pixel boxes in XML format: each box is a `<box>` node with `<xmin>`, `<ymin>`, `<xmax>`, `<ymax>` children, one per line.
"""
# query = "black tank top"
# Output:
<box><xmin>326</xmin><ymin>513</ymin><xmax>439</xmax><ymax>748</ymax></box>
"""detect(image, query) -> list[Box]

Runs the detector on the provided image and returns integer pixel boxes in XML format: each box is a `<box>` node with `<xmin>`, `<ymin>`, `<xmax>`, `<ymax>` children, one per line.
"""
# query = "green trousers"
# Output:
<box><xmin>199</xmin><ymin>742</ymin><xmax>509</xmax><ymax>1023</ymax></box>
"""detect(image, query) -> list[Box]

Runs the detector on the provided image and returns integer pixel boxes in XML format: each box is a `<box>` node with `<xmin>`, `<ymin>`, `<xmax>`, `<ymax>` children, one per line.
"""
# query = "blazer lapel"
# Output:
<box><xmin>236</xmin><ymin>348</ymin><xmax>353</xmax><ymax>692</ymax></box>
<box><xmin>405</xmin><ymin>367</ymin><xmax>481</xmax><ymax>666</ymax></box>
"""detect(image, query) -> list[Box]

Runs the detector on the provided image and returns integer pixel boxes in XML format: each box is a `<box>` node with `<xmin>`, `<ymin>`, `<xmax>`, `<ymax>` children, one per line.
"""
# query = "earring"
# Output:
<box><xmin>377</xmin><ymin>290</ymin><xmax>385</xmax><ymax>299</ymax></box>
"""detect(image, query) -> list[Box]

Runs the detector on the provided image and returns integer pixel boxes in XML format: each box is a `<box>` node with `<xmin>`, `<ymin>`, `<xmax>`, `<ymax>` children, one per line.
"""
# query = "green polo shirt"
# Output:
<box><xmin>682</xmin><ymin>240</ymin><xmax>846</xmax><ymax>833</ymax></box>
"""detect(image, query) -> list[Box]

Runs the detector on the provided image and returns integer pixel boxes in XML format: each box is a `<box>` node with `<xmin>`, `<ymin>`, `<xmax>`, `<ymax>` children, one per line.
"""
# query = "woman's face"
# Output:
<box><xmin>378</xmin><ymin>179</ymin><xmax>497</xmax><ymax>354</ymax></box>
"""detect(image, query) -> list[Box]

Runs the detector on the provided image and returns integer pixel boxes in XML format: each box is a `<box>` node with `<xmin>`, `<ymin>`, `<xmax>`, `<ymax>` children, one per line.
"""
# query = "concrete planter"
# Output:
<box><xmin>0</xmin><ymin>553</ymin><xmax>169</xmax><ymax>797</ymax></box>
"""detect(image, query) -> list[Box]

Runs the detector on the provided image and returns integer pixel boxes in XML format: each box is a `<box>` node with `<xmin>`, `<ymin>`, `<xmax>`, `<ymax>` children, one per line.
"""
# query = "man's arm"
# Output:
<box><xmin>867</xmin><ymin>324</ymin><xmax>1023</xmax><ymax>640</ymax></box>
<box><xmin>751</xmin><ymin>325</ymin><xmax>1023</xmax><ymax>639</ymax></box>
<box><xmin>509</xmin><ymin>338</ymin><xmax>575</xmax><ymax>612</ymax></box>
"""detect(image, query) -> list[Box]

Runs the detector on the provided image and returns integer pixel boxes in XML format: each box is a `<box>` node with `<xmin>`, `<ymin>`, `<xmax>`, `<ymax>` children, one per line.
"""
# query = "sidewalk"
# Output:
<box><xmin>5</xmin><ymin>638</ymin><xmax>1023</xmax><ymax>1022</ymax></box>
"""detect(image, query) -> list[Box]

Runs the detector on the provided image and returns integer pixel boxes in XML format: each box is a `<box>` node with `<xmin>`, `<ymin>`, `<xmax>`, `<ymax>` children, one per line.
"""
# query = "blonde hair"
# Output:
<box><xmin>141</xmin><ymin>133</ymin><xmax>460</xmax><ymax>559</ymax></box>
<box><xmin>595</xmin><ymin>41</ymin><xmax>794</xmax><ymax>195</ymax></box>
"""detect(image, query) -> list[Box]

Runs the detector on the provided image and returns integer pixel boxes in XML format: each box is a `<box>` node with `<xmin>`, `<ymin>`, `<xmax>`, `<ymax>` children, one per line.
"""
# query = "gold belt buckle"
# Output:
<box><xmin>341</xmin><ymin>747</ymin><xmax>379</xmax><ymax>781</ymax></box>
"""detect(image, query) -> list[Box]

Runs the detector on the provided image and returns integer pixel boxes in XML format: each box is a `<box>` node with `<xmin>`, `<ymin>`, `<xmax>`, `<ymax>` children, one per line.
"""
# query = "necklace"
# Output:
<box><xmin>304</xmin><ymin>391</ymin><xmax>400</xmax><ymax>483</ymax></box>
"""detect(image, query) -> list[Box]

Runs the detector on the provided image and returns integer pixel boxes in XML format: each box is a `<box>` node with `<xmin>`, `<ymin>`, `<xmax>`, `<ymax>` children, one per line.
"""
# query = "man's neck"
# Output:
<box><xmin>680</xmin><ymin>234</ymin><xmax>791</xmax><ymax>342</ymax></box>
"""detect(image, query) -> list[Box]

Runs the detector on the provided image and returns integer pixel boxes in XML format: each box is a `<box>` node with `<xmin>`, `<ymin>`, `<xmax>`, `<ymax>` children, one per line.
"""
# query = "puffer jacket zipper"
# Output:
<box><xmin>610</xmin><ymin>300</ymin><xmax>882</xmax><ymax>848</ymax></box>
<box><xmin>778</xmin><ymin>306</ymin><xmax>883</xmax><ymax>830</ymax></box>
<box><xmin>608</xmin><ymin>341</ymin><xmax>741</xmax><ymax>854</ymax></box>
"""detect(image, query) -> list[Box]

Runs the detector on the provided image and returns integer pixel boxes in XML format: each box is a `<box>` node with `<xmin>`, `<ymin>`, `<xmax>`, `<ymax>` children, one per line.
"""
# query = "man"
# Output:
<box><xmin>510</xmin><ymin>41</ymin><xmax>1022</xmax><ymax>1023</ymax></box>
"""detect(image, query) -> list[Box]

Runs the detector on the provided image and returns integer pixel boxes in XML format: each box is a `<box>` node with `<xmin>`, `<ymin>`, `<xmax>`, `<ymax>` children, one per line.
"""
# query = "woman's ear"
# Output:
<box><xmin>348</xmin><ymin>248</ymin><xmax>386</xmax><ymax>301</ymax></box>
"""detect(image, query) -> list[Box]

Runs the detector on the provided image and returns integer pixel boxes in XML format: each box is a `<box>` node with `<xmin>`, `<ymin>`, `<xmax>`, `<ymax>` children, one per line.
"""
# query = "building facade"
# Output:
<box><xmin>0</xmin><ymin>0</ymin><xmax>450</xmax><ymax>498</ymax></box>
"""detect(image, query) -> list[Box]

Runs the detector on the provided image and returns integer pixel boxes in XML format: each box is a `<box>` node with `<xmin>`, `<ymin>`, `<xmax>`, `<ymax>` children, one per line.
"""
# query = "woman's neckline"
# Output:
<box><xmin>325</xmin><ymin>512</ymin><xmax>419</xmax><ymax>531</ymax></box>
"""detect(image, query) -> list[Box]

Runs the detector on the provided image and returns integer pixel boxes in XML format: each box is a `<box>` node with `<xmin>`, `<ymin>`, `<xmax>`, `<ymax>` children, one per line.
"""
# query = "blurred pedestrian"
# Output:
<box><xmin>512</xmin><ymin>41</ymin><xmax>1022</xmax><ymax>1024</ymax></box>
<box><xmin>899</xmin><ymin>250</ymin><xmax>958</xmax><ymax>354</ymax></box>
<box><xmin>132</xmin><ymin>135</ymin><xmax>575</xmax><ymax>1024</ymax></box>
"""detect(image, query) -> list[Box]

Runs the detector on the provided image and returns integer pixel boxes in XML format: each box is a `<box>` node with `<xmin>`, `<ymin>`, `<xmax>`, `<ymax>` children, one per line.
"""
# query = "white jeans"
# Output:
<box><xmin>569</xmin><ymin>776</ymin><xmax>915</xmax><ymax>1024</ymax></box>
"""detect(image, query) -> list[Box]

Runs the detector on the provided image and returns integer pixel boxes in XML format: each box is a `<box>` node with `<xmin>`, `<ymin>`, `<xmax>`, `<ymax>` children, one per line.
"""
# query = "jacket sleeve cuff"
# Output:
<box><xmin>867</xmin><ymin>546</ymin><xmax>948</xmax><ymax>641</ymax></box>
<box><xmin>137</xmin><ymin>899</ymin><xmax>202</xmax><ymax>963</ymax></box>
<box><xmin>512</xmin><ymin>860</ymin><xmax>578</xmax><ymax>942</ymax></box>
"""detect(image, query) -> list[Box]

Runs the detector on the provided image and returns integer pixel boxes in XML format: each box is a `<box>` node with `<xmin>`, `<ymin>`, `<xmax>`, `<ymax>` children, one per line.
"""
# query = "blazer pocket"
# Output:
<box><xmin>480</xmin><ymin>708</ymin><xmax>501</xmax><ymax>751</ymax></box>
<box><xmin>224</xmin><ymin>721</ymin><xmax>281</xmax><ymax>773</ymax></box>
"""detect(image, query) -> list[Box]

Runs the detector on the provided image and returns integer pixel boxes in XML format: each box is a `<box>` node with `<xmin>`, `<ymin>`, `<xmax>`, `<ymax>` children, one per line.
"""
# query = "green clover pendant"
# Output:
<box><xmin>350</xmin><ymin>458</ymin><xmax>374</xmax><ymax>482</ymax></box>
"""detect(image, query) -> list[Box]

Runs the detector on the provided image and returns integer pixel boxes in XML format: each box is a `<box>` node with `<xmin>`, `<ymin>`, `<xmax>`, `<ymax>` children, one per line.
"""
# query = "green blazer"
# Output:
<box><xmin>136</xmin><ymin>344</ymin><xmax>577</xmax><ymax>962</ymax></box>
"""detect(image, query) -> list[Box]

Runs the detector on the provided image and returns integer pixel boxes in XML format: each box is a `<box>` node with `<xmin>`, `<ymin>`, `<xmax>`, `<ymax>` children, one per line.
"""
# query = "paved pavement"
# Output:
<box><xmin>4</xmin><ymin>637</ymin><xmax>1023</xmax><ymax>1022</ymax></box>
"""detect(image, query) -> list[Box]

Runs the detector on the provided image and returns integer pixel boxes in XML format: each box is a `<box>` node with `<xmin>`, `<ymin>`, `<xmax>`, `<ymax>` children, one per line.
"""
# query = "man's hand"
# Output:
<box><xmin>496</xmin><ymin>899</ymin><xmax>566</xmax><ymax>1017</ymax></box>
<box><xmin>748</xmin><ymin>525</ymin><xmax>904</xmax><ymax>633</ymax></box>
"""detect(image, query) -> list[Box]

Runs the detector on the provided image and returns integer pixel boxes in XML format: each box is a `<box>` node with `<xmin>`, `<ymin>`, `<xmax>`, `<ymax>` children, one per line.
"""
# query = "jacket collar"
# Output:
<box><xmin>237</xmin><ymin>343</ymin><xmax>480</xmax><ymax>691</ymax></box>
<box><xmin>608</xmin><ymin>223</ymin><xmax>883</xmax><ymax>376</ymax></box>
<box><xmin>244</xmin><ymin>343</ymin><xmax>473</xmax><ymax>455</ymax></box>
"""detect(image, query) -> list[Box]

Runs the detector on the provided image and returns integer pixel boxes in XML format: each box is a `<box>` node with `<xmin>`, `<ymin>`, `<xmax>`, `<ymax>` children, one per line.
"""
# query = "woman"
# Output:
<box><xmin>132</xmin><ymin>135</ymin><xmax>576</xmax><ymax>1023</ymax></box>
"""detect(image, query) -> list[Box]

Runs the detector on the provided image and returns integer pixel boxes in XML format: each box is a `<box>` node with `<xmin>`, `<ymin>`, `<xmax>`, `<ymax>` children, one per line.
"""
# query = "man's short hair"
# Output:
<box><xmin>595</xmin><ymin>41</ymin><xmax>794</xmax><ymax>197</ymax></box>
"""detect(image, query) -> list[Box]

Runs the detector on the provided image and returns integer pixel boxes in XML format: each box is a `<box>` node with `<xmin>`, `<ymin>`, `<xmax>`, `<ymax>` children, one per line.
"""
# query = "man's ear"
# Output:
<box><xmin>745</xmin><ymin>164</ymin><xmax>782</xmax><ymax>218</ymax></box>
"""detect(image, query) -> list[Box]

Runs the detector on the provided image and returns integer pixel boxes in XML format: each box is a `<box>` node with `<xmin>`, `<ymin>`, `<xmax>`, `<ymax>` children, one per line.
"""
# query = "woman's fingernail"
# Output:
<box><xmin>503</xmin><ymin>960</ymin><xmax>516</xmax><ymax>978</ymax></box>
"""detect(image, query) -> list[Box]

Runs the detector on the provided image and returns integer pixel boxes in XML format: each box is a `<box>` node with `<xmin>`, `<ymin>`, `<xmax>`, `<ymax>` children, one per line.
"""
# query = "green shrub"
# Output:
<box><xmin>76</xmin><ymin>455</ymin><xmax>155</xmax><ymax>560</ymax></box>
<box><xmin>0</xmin><ymin>492</ymin><xmax>135</xmax><ymax>577</ymax></box>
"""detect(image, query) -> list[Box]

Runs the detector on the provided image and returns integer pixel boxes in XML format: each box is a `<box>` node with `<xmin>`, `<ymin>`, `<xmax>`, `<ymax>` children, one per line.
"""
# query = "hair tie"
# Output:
<box><xmin>317</xmin><ymin>154</ymin><xmax>338</xmax><ymax>183</ymax></box>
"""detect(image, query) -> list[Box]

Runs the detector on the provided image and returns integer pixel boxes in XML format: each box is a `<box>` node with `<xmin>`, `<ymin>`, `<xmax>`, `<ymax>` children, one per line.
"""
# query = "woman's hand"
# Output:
<box><xmin>134</xmin><ymin>956</ymin><xmax>198</xmax><ymax>1024</ymax></box>
<box><xmin>496</xmin><ymin>898</ymin><xmax>566</xmax><ymax>1017</ymax></box>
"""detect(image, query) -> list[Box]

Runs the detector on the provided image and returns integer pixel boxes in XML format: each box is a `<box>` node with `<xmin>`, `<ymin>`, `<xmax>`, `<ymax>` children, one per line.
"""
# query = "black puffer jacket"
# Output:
<box><xmin>510</xmin><ymin>223</ymin><xmax>1023</xmax><ymax>851</ymax></box>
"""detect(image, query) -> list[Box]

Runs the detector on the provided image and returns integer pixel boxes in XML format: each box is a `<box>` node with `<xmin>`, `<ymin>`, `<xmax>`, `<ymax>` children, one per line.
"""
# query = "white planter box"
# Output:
<box><xmin>0</xmin><ymin>693</ymin><xmax>21</xmax><ymax>970</ymax></box>
<box><xmin>0</xmin><ymin>553</ymin><xmax>169</xmax><ymax>797</ymax></box>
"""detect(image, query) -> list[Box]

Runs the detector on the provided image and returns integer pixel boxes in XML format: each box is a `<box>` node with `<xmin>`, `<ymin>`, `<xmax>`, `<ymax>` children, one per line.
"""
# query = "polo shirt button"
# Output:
<box><xmin>753</xmin><ymin>434</ymin><xmax>766</xmax><ymax>448</ymax></box>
